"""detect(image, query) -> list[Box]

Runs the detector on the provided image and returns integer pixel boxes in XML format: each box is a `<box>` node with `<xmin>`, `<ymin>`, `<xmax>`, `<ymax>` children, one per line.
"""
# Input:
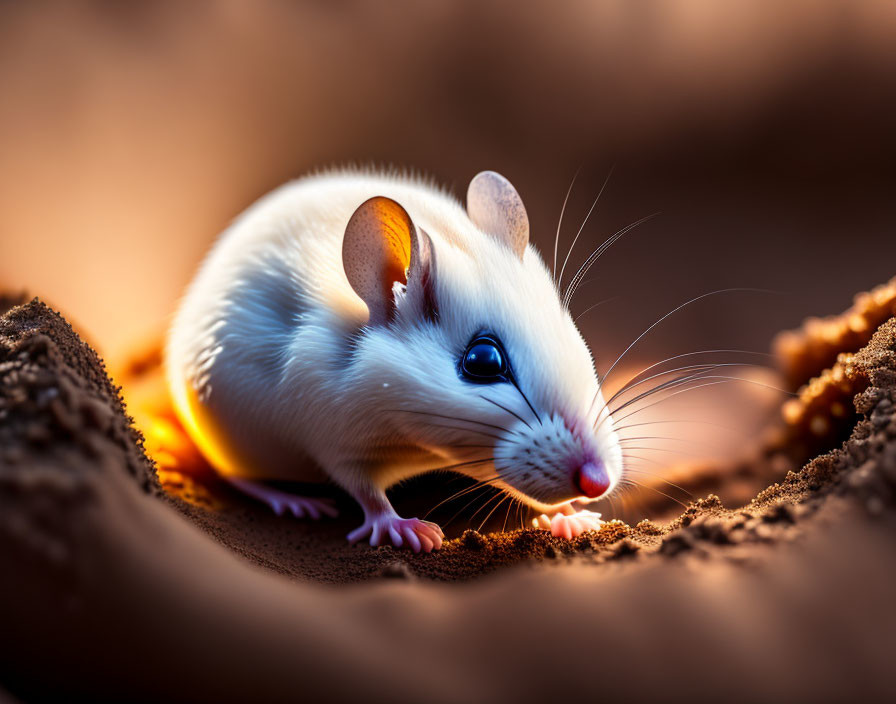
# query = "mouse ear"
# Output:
<box><xmin>466</xmin><ymin>171</ymin><xmax>529</xmax><ymax>260</ymax></box>
<box><xmin>343</xmin><ymin>196</ymin><xmax>435</xmax><ymax>325</ymax></box>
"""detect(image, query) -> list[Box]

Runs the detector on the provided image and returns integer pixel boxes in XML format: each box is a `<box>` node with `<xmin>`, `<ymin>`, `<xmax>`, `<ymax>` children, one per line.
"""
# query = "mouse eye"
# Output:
<box><xmin>461</xmin><ymin>336</ymin><xmax>507</xmax><ymax>382</ymax></box>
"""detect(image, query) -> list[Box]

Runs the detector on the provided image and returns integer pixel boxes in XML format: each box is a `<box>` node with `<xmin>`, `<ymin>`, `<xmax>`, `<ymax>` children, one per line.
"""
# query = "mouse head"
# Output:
<box><xmin>342</xmin><ymin>171</ymin><xmax>621</xmax><ymax>513</ymax></box>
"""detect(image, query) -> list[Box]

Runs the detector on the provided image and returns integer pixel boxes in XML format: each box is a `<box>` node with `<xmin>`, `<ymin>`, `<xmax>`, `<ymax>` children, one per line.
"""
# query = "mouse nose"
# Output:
<box><xmin>573</xmin><ymin>461</ymin><xmax>610</xmax><ymax>499</ymax></box>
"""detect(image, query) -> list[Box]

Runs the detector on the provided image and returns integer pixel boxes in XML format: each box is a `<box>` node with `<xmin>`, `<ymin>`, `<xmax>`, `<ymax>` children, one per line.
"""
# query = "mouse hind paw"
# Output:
<box><xmin>348</xmin><ymin>513</ymin><xmax>443</xmax><ymax>553</ymax></box>
<box><xmin>226</xmin><ymin>478</ymin><xmax>338</xmax><ymax>519</ymax></box>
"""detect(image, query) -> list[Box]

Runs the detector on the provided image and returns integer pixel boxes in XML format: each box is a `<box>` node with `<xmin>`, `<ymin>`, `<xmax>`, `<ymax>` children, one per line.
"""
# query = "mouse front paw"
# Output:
<box><xmin>532</xmin><ymin>508</ymin><xmax>603</xmax><ymax>540</ymax></box>
<box><xmin>348</xmin><ymin>513</ymin><xmax>444</xmax><ymax>553</ymax></box>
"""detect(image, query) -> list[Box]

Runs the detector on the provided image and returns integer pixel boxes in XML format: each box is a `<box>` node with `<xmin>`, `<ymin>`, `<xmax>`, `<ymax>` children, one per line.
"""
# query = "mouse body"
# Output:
<box><xmin>166</xmin><ymin>169</ymin><xmax>622</xmax><ymax>551</ymax></box>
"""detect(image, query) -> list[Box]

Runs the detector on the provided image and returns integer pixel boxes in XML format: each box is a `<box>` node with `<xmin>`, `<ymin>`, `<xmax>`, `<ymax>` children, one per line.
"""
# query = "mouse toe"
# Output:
<box><xmin>348</xmin><ymin>513</ymin><xmax>443</xmax><ymax>552</ymax></box>
<box><xmin>226</xmin><ymin>478</ymin><xmax>338</xmax><ymax>519</ymax></box>
<box><xmin>532</xmin><ymin>508</ymin><xmax>603</xmax><ymax>539</ymax></box>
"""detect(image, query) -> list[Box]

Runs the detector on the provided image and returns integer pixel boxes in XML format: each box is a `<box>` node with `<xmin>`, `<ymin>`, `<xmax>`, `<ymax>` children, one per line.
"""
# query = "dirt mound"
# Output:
<box><xmin>2</xmin><ymin>295</ymin><xmax>896</xmax><ymax>701</ymax></box>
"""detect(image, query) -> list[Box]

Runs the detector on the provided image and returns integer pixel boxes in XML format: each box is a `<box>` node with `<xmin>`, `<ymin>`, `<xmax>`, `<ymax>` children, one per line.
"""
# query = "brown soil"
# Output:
<box><xmin>2</xmin><ymin>296</ymin><xmax>896</xmax><ymax>701</ymax></box>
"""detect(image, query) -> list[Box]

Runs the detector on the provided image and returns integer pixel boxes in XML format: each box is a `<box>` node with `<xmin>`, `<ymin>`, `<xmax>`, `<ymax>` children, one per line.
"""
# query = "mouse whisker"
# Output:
<box><xmin>607</xmin><ymin>360</ymin><xmax>772</xmax><ymax>408</ymax></box>
<box><xmin>613</xmin><ymin>418</ymin><xmax>739</xmax><ymax>434</ymax></box>
<box><xmin>598</xmin><ymin>490</ymin><xmax>620</xmax><ymax>520</ymax></box>
<box><xmin>606</xmin><ymin>361</ymin><xmax>769</xmax><ymax>411</ymax></box>
<box><xmin>611</xmin><ymin>480</ymin><xmax>657</xmax><ymax>518</ymax></box>
<box><xmin>604</xmin><ymin>376</ymin><xmax>779</xmax><ymax>434</ymax></box>
<box><xmin>618</xmin><ymin>473</ymin><xmax>690</xmax><ymax>509</ymax></box>
<box><xmin>622</xmin><ymin>467</ymin><xmax>693</xmax><ymax>497</ymax></box>
<box><xmin>508</xmin><ymin>377</ymin><xmax>542</xmax><ymax>425</ymax></box>
<box><xmin>435</xmin><ymin>425</ymin><xmax>507</xmax><ymax>441</ymax></box>
<box><xmin>608</xmin><ymin>374</ymin><xmax>768</xmax><ymax>437</ymax></box>
<box><xmin>441</xmin><ymin>482</ymin><xmax>505</xmax><ymax>529</ymax></box>
<box><xmin>572</xmin><ymin>296</ymin><xmax>618</xmax><ymax>324</ymax></box>
<box><xmin>608</xmin><ymin>348</ymin><xmax>775</xmax><ymax>396</ymax></box>
<box><xmin>610</xmin><ymin>373</ymin><xmax>794</xmax><ymax>419</ymax></box>
<box><xmin>609</xmin><ymin>362</ymin><xmax>728</xmax><ymax>409</ymax></box>
<box><xmin>557</xmin><ymin>165</ymin><xmax>614</xmax><ymax>288</ymax></box>
<box><xmin>502</xmin><ymin>494</ymin><xmax>521</xmax><ymax>534</ymax></box>
<box><xmin>468</xmin><ymin>489</ymin><xmax>509</xmax><ymax>530</ymax></box>
<box><xmin>379</xmin><ymin>416</ymin><xmax>506</xmax><ymax>441</ymax></box>
<box><xmin>617</xmin><ymin>435</ymin><xmax>730</xmax><ymax>456</ymax></box>
<box><xmin>608</xmin><ymin>379</ymin><xmax>732</xmax><ymax>429</ymax></box>
<box><xmin>598</xmin><ymin>354</ymin><xmax>770</xmax><ymax>430</ymax></box>
<box><xmin>430</xmin><ymin>456</ymin><xmax>498</xmax><ymax>473</ymax></box>
<box><xmin>423</xmin><ymin>472</ymin><xmax>502</xmax><ymax>519</ymax></box>
<box><xmin>617</xmin><ymin>435</ymin><xmax>723</xmax><ymax>450</ymax></box>
<box><xmin>621</xmin><ymin>479</ymin><xmax>676</xmax><ymax>519</ymax></box>
<box><xmin>388</xmin><ymin>409</ymin><xmax>516</xmax><ymax>434</ymax></box>
<box><xmin>384</xmin><ymin>409</ymin><xmax>518</xmax><ymax>438</ymax></box>
<box><xmin>621</xmin><ymin>446</ymin><xmax>708</xmax><ymax>459</ymax></box>
<box><xmin>601</xmin><ymin>366</ymin><xmax>722</xmax><ymax>424</ymax></box>
<box><xmin>606</xmin><ymin>481</ymin><xmax>638</xmax><ymax>513</ymax></box>
<box><xmin>480</xmin><ymin>396</ymin><xmax>534</xmax><ymax>430</ymax></box>
<box><xmin>477</xmin><ymin>493</ymin><xmax>513</xmax><ymax>533</ymax></box>
<box><xmin>552</xmin><ymin>168</ymin><xmax>580</xmax><ymax>283</ymax></box>
<box><xmin>618</xmin><ymin>435</ymin><xmax>700</xmax><ymax>443</ymax></box>
<box><xmin>599</xmin><ymin>288</ymin><xmax>778</xmax><ymax>387</ymax></box>
<box><xmin>621</xmin><ymin>452</ymin><xmax>665</xmax><ymax>465</ymax></box>
<box><xmin>564</xmin><ymin>211</ymin><xmax>658</xmax><ymax>308</ymax></box>
<box><xmin>588</xmin><ymin>287</ymin><xmax>775</xmax><ymax>428</ymax></box>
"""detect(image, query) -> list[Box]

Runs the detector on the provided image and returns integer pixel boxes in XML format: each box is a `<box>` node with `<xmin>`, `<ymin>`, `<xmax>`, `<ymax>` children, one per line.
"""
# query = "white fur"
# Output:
<box><xmin>166</xmin><ymin>169</ymin><xmax>622</xmax><ymax>517</ymax></box>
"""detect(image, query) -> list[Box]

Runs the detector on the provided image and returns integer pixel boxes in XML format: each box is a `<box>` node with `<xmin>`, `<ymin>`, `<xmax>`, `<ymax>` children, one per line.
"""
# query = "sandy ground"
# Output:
<box><xmin>1</xmin><ymin>296</ymin><xmax>896</xmax><ymax>701</ymax></box>
<box><xmin>2</xmin><ymin>3</ymin><xmax>896</xmax><ymax>701</ymax></box>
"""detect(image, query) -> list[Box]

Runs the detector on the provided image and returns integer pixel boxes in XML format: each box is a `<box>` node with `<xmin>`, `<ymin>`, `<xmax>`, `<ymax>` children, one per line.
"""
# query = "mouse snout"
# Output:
<box><xmin>573</xmin><ymin>460</ymin><xmax>610</xmax><ymax>499</ymax></box>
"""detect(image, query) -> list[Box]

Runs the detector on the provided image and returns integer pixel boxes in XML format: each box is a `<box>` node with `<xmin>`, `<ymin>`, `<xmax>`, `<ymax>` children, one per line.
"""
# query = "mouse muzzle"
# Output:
<box><xmin>492</xmin><ymin>409</ymin><xmax>621</xmax><ymax>509</ymax></box>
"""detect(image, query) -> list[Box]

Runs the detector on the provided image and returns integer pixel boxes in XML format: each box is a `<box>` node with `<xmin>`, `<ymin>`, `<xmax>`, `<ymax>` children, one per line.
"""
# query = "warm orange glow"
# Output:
<box><xmin>113</xmin><ymin>346</ymin><xmax>223</xmax><ymax>508</ymax></box>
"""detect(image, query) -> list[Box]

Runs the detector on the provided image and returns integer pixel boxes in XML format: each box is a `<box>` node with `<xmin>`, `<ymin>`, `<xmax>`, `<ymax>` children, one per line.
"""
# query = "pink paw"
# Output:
<box><xmin>347</xmin><ymin>514</ymin><xmax>444</xmax><ymax>553</ymax></box>
<box><xmin>227</xmin><ymin>478</ymin><xmax>338</xmax><ymax>519</ymax></box>
<box><xmin>532</xmin><ymin>509</ymin><xmax>603</xmax><ymax>540</ymax></box>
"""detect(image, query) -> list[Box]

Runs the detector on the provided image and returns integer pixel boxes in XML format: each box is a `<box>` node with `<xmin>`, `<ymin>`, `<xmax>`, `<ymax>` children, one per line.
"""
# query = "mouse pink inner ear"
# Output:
<box><xmin>466</xmin><ymin>170</ymin><xmax>530</xmax><ymax>260</ymax></box>
<box><xmin>342</xmin><ymin>196</ymin><xmax>434</xmax><ymax>325</ymax></box>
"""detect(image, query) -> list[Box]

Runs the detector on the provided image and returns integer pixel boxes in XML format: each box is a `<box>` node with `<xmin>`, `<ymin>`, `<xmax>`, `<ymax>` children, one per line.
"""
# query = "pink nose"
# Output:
<box><xmin>574</xmin><ymin>461</ymin><xmax>610</xmax><ymax>499</ymax></box>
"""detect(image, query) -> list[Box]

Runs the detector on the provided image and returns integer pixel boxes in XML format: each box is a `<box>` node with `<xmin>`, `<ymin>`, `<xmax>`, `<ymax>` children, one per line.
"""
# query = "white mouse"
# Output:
<box><xmin>166</xmin><ymin>169</ymin><xmax>622</xmax><ymax>552</ymax></box>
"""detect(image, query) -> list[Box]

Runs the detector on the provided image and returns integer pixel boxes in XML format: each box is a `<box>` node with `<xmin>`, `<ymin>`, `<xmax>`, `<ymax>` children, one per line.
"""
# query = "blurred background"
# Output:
<box><xmin>1</xmin><ymin>1</ymin><xmax>894</xmax><ymax>502</ymax></box>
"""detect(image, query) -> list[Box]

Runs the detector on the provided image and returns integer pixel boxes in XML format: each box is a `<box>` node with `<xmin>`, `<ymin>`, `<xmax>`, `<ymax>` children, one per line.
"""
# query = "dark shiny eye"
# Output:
<box><xmin>461</xmin><ymin>336</ymin><xmax>507</xmax><ymax>382</ymax></box>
